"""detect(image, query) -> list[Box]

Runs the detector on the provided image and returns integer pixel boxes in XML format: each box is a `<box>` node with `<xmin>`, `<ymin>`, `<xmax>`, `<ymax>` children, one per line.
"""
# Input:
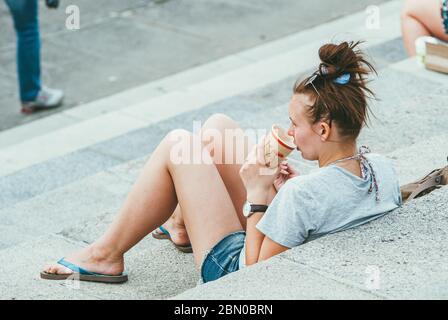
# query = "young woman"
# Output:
<box><xmin>41</xmin><ymin>41</ymin><xmax>402</xmax><ymax>284</ymax></box>
<box><xmin>401</xmin><ymin>0</ymin><xmax>448</xmax><ymax>56</ymax></box>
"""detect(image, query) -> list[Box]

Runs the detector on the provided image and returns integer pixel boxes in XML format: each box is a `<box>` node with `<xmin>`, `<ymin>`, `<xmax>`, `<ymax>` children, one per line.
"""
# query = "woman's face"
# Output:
<box><xmin>287</xmin><ymin>93</ymin><xmax>323</xmax><ymax>161</ymax></box>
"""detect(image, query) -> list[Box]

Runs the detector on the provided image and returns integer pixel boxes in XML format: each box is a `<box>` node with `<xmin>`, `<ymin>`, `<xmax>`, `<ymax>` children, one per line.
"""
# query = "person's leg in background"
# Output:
<box><xmin>5</xmin><ymin>0</ymin><xmax>41</xmax><ymax>102</ymax></box>
<box><xmin>5</xmin><ymin>0</ymin><xmax>63</xmax><ymax>114</ymax></box>
<box><xmin>401</xmin><ymin>0</ymin><xmax>448</xmax><ymax>56</ymax></box>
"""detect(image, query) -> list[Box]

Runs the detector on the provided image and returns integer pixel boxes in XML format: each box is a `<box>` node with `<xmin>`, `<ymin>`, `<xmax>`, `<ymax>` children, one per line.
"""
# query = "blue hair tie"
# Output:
<box><xmin>333</xmin><ymin>73</ymin><xmax>351</xmax><ymax>85</ymax></box>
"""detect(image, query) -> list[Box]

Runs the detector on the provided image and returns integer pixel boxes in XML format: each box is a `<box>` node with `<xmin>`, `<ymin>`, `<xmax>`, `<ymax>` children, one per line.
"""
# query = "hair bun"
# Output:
<box><xmin>317</xmin><ymin>41</ymin><xmax>375</xmax><ymax>82</ymax></box>
<box><xmin>318</xmin><ymin>41</ymin><xmax>359</xmax><ymax>78</ymax></box>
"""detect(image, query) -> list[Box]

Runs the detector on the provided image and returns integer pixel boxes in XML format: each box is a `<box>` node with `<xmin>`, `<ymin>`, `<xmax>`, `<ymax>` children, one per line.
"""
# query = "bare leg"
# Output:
<box><xmin>43</xmin><ymin>126</ymin><xmax>245</xmax><ymax>275</ymax></box>
<box><xmin>155</xmin><ymin>114</ymin><xmax>254</xmax><ymax>243</ymax></box>
<box><xmin>166</xmin><ymin>130</ymin><xmax>245</xmax><ymax>268</ymax></box>
<box><xmin>401</xmin><ymin>0</ymin><xmax>448</xmax><ymax>56</ymax></box>
<box><xmin>44</xmin><ymin>130</ymin><xmax>182</xmax><ymax>276</ymax></box>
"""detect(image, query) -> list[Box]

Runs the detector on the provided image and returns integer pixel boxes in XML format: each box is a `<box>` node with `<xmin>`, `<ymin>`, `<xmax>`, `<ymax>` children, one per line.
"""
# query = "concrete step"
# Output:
<box><xmin>387</xmin><ymin>134</ymin><xmax>448</xmax><ymax>185</ymax></box>
<box><xmin>0</xmin><ymin>233</ymin><xmax>198</xmax><ymax>300</ymax></box>
<box><xmin>0</xmin><ymin>157</ymin><xmax>144</xmax><ymax>249</ymax></box>
<box><xmin>358</xmin><ymin>68</ymin><xmax>448</xmax><ymax>155</ymax></box>
<box><xmin>173</xmin><ymin>186</ymin><xmax>448</xmax><ymax>300</ymax></box>
<box><xmin>391</xmin><ymin>57</ymin><xmax>448</xmax><ymax>85</ymax></box>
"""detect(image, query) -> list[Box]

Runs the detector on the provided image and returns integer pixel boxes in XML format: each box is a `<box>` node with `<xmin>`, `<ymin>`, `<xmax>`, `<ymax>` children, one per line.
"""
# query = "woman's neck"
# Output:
<box><xmin>318</xmin><ymin>143</ymin><xmax>358</xmax><ymax>168</ymax></box>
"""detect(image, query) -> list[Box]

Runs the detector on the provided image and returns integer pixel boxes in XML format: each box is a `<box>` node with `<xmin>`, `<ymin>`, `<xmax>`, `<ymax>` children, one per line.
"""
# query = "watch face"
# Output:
<box><xmin>242</xmin><ymin>201</ymin><xmax>251</xmax><ymax>217</ymax></box>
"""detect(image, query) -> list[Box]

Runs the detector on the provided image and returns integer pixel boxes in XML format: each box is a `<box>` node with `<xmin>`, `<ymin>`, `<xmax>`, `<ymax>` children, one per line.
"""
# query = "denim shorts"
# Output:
<box><xmin>200</xmin><ymin>230</ymin><xmax>245</xmax><ymax>284</ymax></box>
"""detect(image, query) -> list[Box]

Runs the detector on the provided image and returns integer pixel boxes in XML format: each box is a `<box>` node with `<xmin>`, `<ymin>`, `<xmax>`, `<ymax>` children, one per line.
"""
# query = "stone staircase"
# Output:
<box><xmin>0</xmin><ymin>0</ymin><xmax>447</xmax><ymax>299</ymax></box>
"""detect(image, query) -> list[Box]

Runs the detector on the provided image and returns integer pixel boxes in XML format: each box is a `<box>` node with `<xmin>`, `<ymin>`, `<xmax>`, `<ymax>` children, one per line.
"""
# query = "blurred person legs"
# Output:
<box><xmin>401</xmin><ymin>0</ymin><xmax>448</xmax><ymax>56</ymax></box>
<box><xmin>5</xmin><ymin>0</ymin><xmax>64</xmax><ymax>114</ymax></box>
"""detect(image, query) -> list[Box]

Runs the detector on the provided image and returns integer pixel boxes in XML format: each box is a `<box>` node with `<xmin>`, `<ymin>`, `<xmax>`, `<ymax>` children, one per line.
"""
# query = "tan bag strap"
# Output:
<box><xmin>406</xmin><ymin>174</ymin><xmax>444</xmax><ymax>202</ymax></box>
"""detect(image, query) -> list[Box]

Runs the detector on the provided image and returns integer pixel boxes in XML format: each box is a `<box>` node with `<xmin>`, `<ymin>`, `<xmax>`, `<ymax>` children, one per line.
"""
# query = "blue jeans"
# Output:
<box><xmin>5</xmin><ymin>0</ymin><xmax>41</xmax><ymax>102</ymax></box>
<box><xmin>200</xmin><ymin>231</ymin><xmax>245</xmax><ymax>284</ymax></box>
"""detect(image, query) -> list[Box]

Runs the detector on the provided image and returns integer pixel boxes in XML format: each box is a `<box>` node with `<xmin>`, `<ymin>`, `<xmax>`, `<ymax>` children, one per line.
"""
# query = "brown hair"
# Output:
<box><xmin>293</xmin><ymin>41</ymin><xmax>377</xmax><ymax>140</ymax></box>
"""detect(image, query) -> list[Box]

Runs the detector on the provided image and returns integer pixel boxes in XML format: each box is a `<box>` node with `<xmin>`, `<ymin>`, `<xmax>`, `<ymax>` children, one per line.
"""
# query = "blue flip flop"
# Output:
<box><xmin>40</xmin><ymin>258</ymin><xmax>128</xmax><ymax>284</ymax></box>
<box><xmin>151</xmin><ymin>226</ymin><xmax>193</xmax><ymax>253</ymax></box>
<box><xmin>151</xmin><ymin>226</ymin><xmax>171</xmax><ymax>240</ymax></box>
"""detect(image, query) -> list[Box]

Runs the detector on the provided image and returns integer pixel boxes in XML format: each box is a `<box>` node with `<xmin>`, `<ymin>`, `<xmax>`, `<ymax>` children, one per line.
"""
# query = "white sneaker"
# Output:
<box><xmin>21</xmin><ymin>87</ymin><xmax>64</xmax><ymax>114</ymax></box>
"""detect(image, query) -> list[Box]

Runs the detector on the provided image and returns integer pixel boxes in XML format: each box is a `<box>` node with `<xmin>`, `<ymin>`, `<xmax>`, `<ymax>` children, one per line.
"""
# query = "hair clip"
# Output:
<box><xmin>305</xmin><ymin>73</ymin><xmax>318</xmax><ymax>86</ymax></box>
<box><xmin>333</xmin><ymin>73</ymin><xmax>351</xmax><ymax>85</ymax></box>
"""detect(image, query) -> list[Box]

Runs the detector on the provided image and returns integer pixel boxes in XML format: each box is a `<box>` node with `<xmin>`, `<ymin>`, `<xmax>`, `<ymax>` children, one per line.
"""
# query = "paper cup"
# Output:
<box><xmin>264</xmin><ymin>124</ymin><xmax>296</xmax><ymax>168</ymax></box>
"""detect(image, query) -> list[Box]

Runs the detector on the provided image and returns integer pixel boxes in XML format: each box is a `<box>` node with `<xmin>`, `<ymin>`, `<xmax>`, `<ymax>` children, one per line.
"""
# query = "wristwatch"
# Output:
<box><xmin>242</xmin><ymin>201</ymin><xmax>268</xmax><ymax>218</ymax></box>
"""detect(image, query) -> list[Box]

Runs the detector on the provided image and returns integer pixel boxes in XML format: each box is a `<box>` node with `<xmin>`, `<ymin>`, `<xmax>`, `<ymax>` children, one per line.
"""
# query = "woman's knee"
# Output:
<box><xmin>401</xmin><ymin>0</ymin><xmax>448</xmax><ymax>39</ymax></box>
<box><xmin>164</xmin><ymin>129</ymin><xmax>194</xmax><ymax>154</ymax></box>
<box><xmin>201</xmin><ymin>114</ymin><xmax>248</xmax><ymax>165</ymax></box>
<box><xmin>202</xmin><ymin>113</ymin><xmax>239</xmax><ymax>132</ymax></box>
<box><xmin>402</xmin><ymin>0</ymin><xmax>441</xmax><ymax>21</ymax></box>
<box><xmin>164</xmin><ymin>129</ymin><xmax>213</xmax><ymax>166</ymax></box>
<box><xmin>401</xmin><ymin>0</ymin><xmax>421</xmax><ymax>17</ymax></box>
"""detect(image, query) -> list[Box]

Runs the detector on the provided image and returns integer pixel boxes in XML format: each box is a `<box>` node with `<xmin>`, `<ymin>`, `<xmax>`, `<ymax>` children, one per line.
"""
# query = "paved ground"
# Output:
<box><xmin>0</xmin><ymin>0</ymin><xmax>390</xmax><ymax>131</ymax></box>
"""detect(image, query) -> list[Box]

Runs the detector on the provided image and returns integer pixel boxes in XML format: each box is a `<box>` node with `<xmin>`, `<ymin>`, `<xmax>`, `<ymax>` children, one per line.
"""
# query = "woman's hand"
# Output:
<box><xmin>239</xmin><ymin>136</ymin><xmax>279</xmax><ymax>204</ymax></box>
<box><xmin>273</xmin><ymin>160</ymin><xmax>299</xmax><ymax>192</ymax></box>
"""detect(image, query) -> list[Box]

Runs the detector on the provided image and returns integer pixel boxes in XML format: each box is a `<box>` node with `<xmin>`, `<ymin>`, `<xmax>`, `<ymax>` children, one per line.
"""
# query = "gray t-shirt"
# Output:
<box><xmin>238</xmin><ymin>153</ymin><xmax>402</xmax><ymax>269</ymax></box>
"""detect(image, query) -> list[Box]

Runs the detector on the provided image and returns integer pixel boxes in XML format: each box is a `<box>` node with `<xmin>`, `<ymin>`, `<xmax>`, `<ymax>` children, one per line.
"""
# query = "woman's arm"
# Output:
<box><xmin>245</xmin><ymin>212</ymin><xmax>266</xmax><ymax>266</ymax></box>
<box><xmin>258</xmin><ymin>236</ymin><xmax>290</xmax><ymax>262</ymax></box>
<box><xmin>244</xmin><ymin>184</ymin><xmax>277</xmax><ymax>266</ymax></box>
<box><xmin>245</xmin><ymin>213</ymin><xmax>290</xmax><ymax>266</ymax></box>
<box><xmin>239</xmin><ymin>138</ymin><xmax>283</xmax><ymax>266</ymax></box>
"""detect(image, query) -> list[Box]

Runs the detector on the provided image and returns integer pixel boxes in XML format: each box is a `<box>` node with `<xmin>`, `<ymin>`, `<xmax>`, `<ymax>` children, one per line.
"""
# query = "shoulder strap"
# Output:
<box><xmin>406</xmin><ymin>173</ymin><xmax>444</xmax><ymax>202</ymax></box>
<box><xmin>401</xmin><ymin>162</ymin><xmax>448</xmax><ymax>202</ymax></box>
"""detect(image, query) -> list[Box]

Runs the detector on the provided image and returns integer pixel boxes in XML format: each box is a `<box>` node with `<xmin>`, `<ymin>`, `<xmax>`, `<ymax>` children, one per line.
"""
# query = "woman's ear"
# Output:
<box><xmin>319</xmin><ymin>122</ymin><xmax>331</xmax><ymax>141</ymax></box>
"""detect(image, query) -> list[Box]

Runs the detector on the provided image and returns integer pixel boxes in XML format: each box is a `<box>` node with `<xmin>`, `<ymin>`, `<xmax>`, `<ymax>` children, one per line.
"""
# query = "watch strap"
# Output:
<box><xmin>250</xmin><ymin>204</ymin><xmax>268</xmax><ymax>213</ymax></box>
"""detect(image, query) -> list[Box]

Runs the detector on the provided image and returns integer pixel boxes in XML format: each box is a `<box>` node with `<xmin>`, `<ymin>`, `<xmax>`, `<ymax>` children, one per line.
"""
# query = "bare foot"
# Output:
<box><xmin>42</xmin><ymin>244</ymin><xmax>124</xmax><ymax>276</ymax></box>
<box><xmin>154</xmin><ymin>216</ymin><xmax>191</xmax><ymax>247</ymax></box>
